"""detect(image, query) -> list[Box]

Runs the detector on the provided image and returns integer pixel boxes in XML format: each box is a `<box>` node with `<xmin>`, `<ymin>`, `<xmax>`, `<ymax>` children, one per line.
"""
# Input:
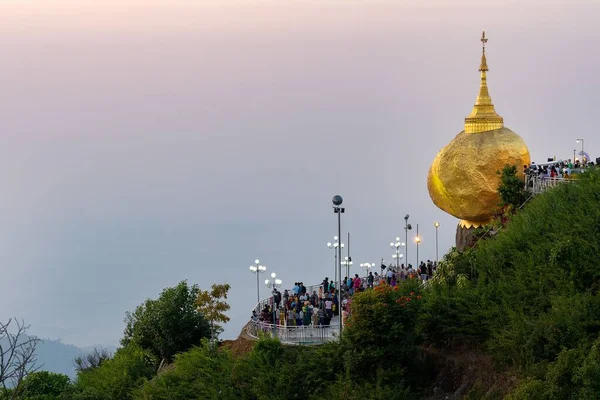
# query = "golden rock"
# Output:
<box><xmin>427</xmin><ymin>32</ymin><xmax>531</xmax><ymax>228</ymax></box>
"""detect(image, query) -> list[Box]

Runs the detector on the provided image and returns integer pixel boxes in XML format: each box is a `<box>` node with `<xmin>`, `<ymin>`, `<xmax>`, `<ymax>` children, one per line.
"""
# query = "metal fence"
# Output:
<box><xmin>525</xmin><ymin>175</ymin><xmax>573</xmax><ymax>194</ymax></box>
<box><xmin>246</xmin><ymin>320</ymin><xmax>338</xmax><ymax>345</ymax></box>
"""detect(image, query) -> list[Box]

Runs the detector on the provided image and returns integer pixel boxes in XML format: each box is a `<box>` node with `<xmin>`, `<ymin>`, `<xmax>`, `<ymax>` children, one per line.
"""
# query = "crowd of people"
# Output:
<box><xmin>525</xmin><ymin>158</ymin><xmax>595</xmax><ymax>180</ymax></box>
<box><xmin>252</xmin><ymin>260</ymin><xmax>438</xmax><ymax>329</ymax></box>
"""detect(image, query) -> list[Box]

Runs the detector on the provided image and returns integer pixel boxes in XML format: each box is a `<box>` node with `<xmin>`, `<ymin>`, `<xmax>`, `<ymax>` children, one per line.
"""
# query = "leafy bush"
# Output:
<box><xmin>342</xmin><ymin>279</ymin><xmax>423</xmax><ymax>387</ymax></box>
<box><xmin>232</xmin><ymin>337</ymin><xmax>342</xmax><ymax>400</ymax></box>
<box><xmin>72</xmin><ymin>345</ymin><xmax>155</xmax><ymax>400</ymax></box>
<box><xmin>0</xmin><ymin>371</ymin><xmax>72</xmax><ymax>400</ymax></box>
<box><xmin>497</xmin><ymin>164</ymin><xmax>528</xmax><ymax>209</ymax></box>
<box><xmin>134</xmin><ymin>343</ymin><xmax>238</xmax><ymax>400</ymax></box>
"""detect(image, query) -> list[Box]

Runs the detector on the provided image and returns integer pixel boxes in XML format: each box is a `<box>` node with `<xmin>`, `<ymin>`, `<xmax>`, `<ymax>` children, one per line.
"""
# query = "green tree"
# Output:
<box><xmin>72</xmin><ymin>345</ymin><xmax>154</xmax><ymax>400</ymax></box>
<box><xmin>121</xmin><ymin>281</ymin><xmax>210</xmax><ymax>364</ymax></box>
<box><xmin>18</xmin><ymin>371</ymin><xmax>71</xmax><ymax>399</ymax></box>
<box><xmin>497</xmin><ymin>164</ymin><xmax>527</xmax><ymax>209</ymax></box>
<box><xmin>195</xmin><ymin>283</ymin><xmax>231</xmax><ymax>343</ymax></box>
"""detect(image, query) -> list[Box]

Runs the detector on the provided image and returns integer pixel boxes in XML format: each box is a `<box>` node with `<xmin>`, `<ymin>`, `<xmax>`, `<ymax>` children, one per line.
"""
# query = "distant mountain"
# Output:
<box><xmin>1</xmin><ymin>335</ymin><xmax>117</xmax><ymax>379</ymax></box>
<box><xmin>36</xmin><ymin>338</ymin><xmax>117</xmax><ymax>378</ymax></box>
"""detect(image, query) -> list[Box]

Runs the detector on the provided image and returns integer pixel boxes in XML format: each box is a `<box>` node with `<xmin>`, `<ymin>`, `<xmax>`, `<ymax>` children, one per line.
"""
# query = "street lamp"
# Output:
<box><xmin>404</xmin><ymin>215</ymin><xmax>412</xmax><ymax>267</ymax></box>
<box><xmin>434</xmin><ymin>222</ymin><xmax>440</xmax><ymax>263</ymax></box>
<box><xmin>327</xmin><ymin>236</ymin><xmax>344</xmax><ymax>288</ymax></box>
<box><xmin>265</xmin><ymin>273</ymin><xmax>282</xmax><ymax>331</ymax></box>
<box><xmin>360</xmin><ymin>262</ymin><xmax>375</xmax><ymax>276</ymax></box>
<box><xmin>341</xmin><ymin>256</ymin><xmax>353</xmax><ymax>279</ymax></box>
<box><xmin>390</xmin><ymin>237</ymin><xmax>405</xmax><ymax>270</ymax></box>
<box><xmin>415</xmin><ymin>224</ymin><xmax>421</xmax><ymax>268</ymax></box>
<box><xmin>249</xmin><ymin>259</ymin><xmax>267</xmax><ymax>304</ymax></box>
<box><xmin>576</xmin><ymin>139</ymin><xmax>585</xmax><ymax>164</ymax></box>
<box><xmin>332</xmin><ymin>195</ymin><xmax>345</xmax><ymax>338</ymax></box>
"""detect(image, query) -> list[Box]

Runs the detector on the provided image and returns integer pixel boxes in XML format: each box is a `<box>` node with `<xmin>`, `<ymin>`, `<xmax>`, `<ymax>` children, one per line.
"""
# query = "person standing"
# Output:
<box><xmin>274</xmin><ymin>289</ymin><xmax>281</xmax><ymax>309</ymax></box>
<box><xmin>325</xmin><ymin>297</ymin><xmax>333</xmax><ymax>320</ymax></box>
<box><xmin>353</xmin><ymin>274</ymin><xmax>362</xmax><ymax>293</ymax></box>
<box><xmin>312</xmin><ymin>307</ymin><xmax>319</xmax><ymax>326</ymax></box>
<box><xmin>347</xmin><ymin>276</ymin><xmax>354</xmax><ymax>295</ymax></box>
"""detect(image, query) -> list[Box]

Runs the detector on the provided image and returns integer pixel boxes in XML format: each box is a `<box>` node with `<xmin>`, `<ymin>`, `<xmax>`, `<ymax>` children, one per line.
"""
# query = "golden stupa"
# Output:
<box><xmin>427</xmin><ymin>32</ymin><xmax>530</xmax><ymax>228</ymax></box>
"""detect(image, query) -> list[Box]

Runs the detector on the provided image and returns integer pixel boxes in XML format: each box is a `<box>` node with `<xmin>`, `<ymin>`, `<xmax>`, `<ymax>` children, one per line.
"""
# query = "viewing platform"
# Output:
<box><xmin>246</xmin><ymin>283</ymin><xmax>341</xmax><ymax>345</ymax></box>
<box><xmin>246</xmin><ymin>317</ymin><xmax>340</xmax><ymax>345</ymax></box>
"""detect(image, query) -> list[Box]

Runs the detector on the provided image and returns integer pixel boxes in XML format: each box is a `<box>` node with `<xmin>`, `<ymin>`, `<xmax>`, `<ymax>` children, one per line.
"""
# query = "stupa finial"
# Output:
<box><xmin>480</xmin><ymin>31</ymin><xmax>489</xmax><ymax>72</ymax></box>
<box><xmin>464</xmin><ymin>31</ymin><xmax>503</xmax><ymax>133</ymax></box>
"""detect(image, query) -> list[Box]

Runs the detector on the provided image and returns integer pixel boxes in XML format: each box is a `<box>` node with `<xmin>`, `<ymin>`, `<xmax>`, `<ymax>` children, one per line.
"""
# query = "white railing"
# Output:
<box><xmin>525</xmin><ymin>175</ymin><xmax>573</xmax><ymax>194</ymax></box>
<box><xmin>246</xmin><ymin>320</ymin><xmax>338</xmax><ymax>345</ymax></box>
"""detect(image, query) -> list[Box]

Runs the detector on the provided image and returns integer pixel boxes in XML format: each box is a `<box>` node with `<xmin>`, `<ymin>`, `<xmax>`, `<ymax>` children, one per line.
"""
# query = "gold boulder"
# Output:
<box><xmin>427</xmin><ymin>127</ymin><xmax>530</xmax><ymax>228</ymax></box>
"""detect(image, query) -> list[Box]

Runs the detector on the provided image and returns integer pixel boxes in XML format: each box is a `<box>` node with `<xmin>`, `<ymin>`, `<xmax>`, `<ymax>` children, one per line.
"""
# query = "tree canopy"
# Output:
<box><xmin>195</xmin><ymin>283</ymin><xmax>231</xmax><ymax>342</ymax></box>
<box><xmin>121</xmin><ymin>281</ymin><xmax>210</xmax><ymax>363</ymax></box>
<box><xmin>18</xmin><ymin>371</ymin><xmax>71</xmax><ymax>400</ymax></box>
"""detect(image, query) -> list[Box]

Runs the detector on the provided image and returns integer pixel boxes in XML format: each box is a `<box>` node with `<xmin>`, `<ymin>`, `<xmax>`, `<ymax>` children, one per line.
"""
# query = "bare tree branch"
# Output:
<box><xmin>74</xmin><ymin>346</ymin><xmax>112</xmax><ymax>373</ymax></box>
<box><xmin>0</xmin><ymin>318</ymin><xmax>41</xmax><ymax>396</ymax></box>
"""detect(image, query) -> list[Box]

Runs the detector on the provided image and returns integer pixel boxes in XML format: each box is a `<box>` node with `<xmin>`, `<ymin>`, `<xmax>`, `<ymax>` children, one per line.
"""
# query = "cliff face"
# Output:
<box><xmin>223</xmin><ymin>321</ymin><xmax>255</xmax><ymax>357</ymax></box>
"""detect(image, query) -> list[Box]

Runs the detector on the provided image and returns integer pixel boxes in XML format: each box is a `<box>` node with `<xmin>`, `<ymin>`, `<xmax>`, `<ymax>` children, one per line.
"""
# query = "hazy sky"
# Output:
<box><xmin>1</xmin><ymin>0</ymin><xmax>598</xmax><ymax>346</ymax></box>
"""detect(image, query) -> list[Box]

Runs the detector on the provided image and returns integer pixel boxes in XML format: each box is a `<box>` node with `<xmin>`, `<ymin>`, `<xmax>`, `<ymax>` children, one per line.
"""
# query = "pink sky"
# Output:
<box><xmin>0</xmin><ymin>0</ymin><xmax>598</xmax><ymax>347</ymax></box>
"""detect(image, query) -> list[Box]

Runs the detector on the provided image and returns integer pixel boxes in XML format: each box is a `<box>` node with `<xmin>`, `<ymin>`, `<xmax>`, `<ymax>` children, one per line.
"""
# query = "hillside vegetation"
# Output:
<box><xmin>426</xmin><ymin>167</ymin><xmax>600</xmax><ymax>398</ymax></box>
<box><xmin>4</xmin><ymin>168</ymin><xmax>600</xmax><ymax>400</ymax></box>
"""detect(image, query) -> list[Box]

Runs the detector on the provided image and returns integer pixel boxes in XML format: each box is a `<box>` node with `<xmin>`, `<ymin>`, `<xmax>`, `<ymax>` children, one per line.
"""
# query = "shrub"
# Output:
<box><xmin>134</xmin><ymin>343</ymin><xmax>238</xmax><ymax>400</ymax></box>
<box><xmin>73</xmin><ymin>345</ymin><xmax>155</xmax><ymax>400</ymax></box>
<box><xmin>342</xmin><ymin>280</ymin><xmax>423</xmax><ymax>386</ymax></box>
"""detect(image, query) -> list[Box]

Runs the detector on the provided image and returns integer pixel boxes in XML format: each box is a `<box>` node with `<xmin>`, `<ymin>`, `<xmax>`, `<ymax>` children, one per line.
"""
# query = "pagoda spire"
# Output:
<box><xmin>464</xmin><ymin>31</ymin><xmax>504</xmax><ymax>134</ymax></box>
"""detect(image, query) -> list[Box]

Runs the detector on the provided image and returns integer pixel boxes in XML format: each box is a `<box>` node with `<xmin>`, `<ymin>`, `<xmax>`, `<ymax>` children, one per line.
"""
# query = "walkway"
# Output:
<box><xmin>246</xmin><ymin>316</ymin><xmax>340</xmax><ymax>345</ymax></box>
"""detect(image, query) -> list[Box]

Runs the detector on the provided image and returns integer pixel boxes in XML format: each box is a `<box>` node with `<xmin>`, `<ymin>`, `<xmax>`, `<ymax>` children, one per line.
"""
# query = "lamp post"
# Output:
<box><xmin>434</xmin><ymin>222</ymin><xmax>440</xmax><ymax>263</ymax></box>
<box><xmin>415</xmin><ymin>224</ymin><xmax>421</xmax><ymax>268</ymax></box>
<box><xmin>576</xmin><ymin>139</ymin><xmax>585</xmax><ymax>164</ymax></box>
<box><xmin>332</xmin><ymin>195</ymin><xmax>345</xmax><ymax>338</ymax></box>
<box><xmin>404</xmin><ymin>215</ymin><xmax>412</xmax><ymax>267</ymax></box>
<box><xmin>249</xmin><ymin>259</ymin><xmax>267</xmax><ymax>304</ymax></box>
<box><xmin>341</xmin><ymin>257</ymin><xmax>353</xmax><ymax>279</ymax></box>
<box><xmin>360</xmin><ymin>262</ymin><xmax>375</xmax><ymax>276</ymax></box>
<box><xmin>265</xmin><ymin>273</ymin><xmax>282</xmax><ymax>333</ymax></box>
<box><xmin>390</xmin><ymin>237</ymin><xmax>405</xmax><ymax>270</ymax></box>
<box><xmin>327</xmin><ymin>237</ymin><xmax>344</xmax><ymax>289</ymax></box>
